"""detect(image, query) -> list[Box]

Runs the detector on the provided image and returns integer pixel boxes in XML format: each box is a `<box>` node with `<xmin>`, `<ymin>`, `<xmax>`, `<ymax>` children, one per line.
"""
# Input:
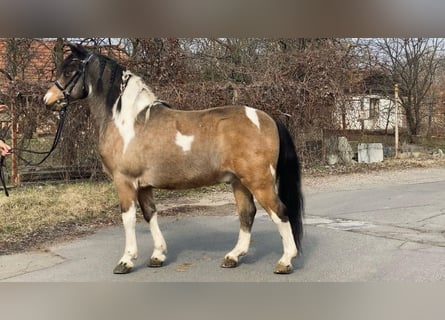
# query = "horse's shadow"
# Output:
<box><xmin>132</xmin><ymin>217</ymin><xmax>317</xmax><ymax>271</ymax></box>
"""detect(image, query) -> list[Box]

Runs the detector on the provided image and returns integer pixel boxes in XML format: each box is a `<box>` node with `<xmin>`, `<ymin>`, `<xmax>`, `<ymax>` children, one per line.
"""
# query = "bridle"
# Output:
<box><xmin>54</xmin><ymin>53</ymin><xmax>93</xmax><ymax>107</ymax></box>
<box><xmin>0</xmin><ymin>53</ymin><xmax>93</xmax><ymax>196</ymax></box>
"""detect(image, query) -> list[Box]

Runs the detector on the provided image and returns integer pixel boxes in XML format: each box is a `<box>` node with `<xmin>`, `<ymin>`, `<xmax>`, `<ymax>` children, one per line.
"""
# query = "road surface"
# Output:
<box><xmin>1</xmin><ymin>167</ymin><xmax>444</xmax><ymax>281</ymax></box>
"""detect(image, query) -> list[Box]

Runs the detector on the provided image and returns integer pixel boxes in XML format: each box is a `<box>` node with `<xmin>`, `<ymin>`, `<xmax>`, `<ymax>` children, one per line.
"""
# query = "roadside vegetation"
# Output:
<box><xmin>0</xmin><ymin>182</ymin><xmax>119</xmax><ymax>254</ymax></box>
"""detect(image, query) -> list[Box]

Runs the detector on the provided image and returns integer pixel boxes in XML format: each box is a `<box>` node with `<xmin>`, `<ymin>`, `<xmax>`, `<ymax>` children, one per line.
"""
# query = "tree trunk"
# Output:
<box><xmin>403</xmin><ymin>103</ymin><xmax>417</xmax><ymax>141</ymax></box>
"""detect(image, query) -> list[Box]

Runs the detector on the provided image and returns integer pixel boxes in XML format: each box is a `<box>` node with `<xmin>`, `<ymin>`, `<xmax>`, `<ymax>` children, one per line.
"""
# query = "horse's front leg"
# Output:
<box><xmin>113</xmin><ymin>177</ymin><xmax>138</xmax><ymax>274</ymax></box>
<box><xmin>138</xmin><ymin>186</ymin><xmax>167</xmax><ymax>267</ymax></box>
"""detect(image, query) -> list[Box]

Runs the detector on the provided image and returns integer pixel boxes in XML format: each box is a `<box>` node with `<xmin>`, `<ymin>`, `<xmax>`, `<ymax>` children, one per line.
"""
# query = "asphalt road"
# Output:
<box><xmin>1</xmin><ymin>168</ymin><xmax>445</xmax><ymax>281</ymax></box>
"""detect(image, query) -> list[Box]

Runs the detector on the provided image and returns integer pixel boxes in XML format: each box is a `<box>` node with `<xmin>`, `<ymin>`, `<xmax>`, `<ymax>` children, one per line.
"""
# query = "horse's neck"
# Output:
<box><xmin>92</xmin><ymin>74</ymin><xmax>159</xmax><ymax>148</ymax></box>
<box><xmin>88</xmin><ymin>97</ymin><xmax>112</xmax><ymax>139</ymax></box>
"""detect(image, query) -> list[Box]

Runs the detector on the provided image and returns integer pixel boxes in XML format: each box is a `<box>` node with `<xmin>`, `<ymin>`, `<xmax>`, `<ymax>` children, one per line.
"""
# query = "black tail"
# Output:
<box><xmin>276</xmin><ymin>121</ymin><xmax>304</xmax><ymax>253</ymax></box>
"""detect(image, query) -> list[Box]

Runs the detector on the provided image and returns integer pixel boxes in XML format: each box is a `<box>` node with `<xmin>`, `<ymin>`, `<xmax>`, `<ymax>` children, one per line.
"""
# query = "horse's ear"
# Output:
<box><xmin>66</xmin><ymin>43</ymin><xmax>89</xmax><ymax>59</ymax></box>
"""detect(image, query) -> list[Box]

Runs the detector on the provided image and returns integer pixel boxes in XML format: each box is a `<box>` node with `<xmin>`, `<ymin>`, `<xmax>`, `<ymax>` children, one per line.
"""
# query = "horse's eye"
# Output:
<box><xmin>64</xmin><ymin>70</ymin><xmax>75</xmax><ymax>78</ymax></box>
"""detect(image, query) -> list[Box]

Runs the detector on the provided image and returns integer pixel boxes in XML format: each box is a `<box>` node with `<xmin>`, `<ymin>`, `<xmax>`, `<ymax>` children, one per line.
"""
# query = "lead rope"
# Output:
<box><xmin>0</xmin><ymin>155</ymin><xmax>8</xmax><ymax>196</ymax></box>
<box><xmin>0</xmin><ymin>105</ymin><xmax>68</xmax><ymax>196</ymax></box>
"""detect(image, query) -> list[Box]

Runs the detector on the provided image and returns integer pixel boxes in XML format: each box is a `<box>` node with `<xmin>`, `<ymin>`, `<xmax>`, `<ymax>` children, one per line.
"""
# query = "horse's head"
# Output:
<box><xmin>44</xmin><ymin>43</ymin><xmax>93</xmax><ymax>111</ymax></box>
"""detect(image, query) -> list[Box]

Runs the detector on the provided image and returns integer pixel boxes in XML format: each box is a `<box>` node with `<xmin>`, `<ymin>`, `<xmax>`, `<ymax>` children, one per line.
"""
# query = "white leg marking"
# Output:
<box><xmin>225</xmin><ymin>229</ymin><xmax>251</xmax><ymax>261</ymax></box>
<box><xmin>150</xmin><ymin>213</ymin><xmax>167</xmax><ymax>262</ymax></box>
<box><xmin>175</xmin><ymin>131</ymin><xmax>195</xmax><ymax>153</ymax></box>
<box><xmin>119</xmin><ymin>202</ymin><xmax>138</xmax><ymax>268</ymax></box>
<box><xmin>270</xmin><ymin>211</ymin><xmax>297</xmax><ymax>266</ymax></box>
<box><xmin>113</xmin><ymin>71</ymin><xmax>158</xmax><ymax>153</ymax></box>
<box><xmin>245</xmin><ymin>106</ymin><xmax>260</xmax><ymax>129</ymax></box>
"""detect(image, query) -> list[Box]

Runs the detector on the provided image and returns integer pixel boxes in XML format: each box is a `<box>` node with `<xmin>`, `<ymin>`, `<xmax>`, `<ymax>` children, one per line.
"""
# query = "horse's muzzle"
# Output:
<box><xmin>45</xmin><ymin>100</ymin><xmax>67</xmax><ymax>112</ymax></box>
<box><xmin>43</xmin><ymin>85</ymin><xmax>65</xmax><ymax>110</ymax></box>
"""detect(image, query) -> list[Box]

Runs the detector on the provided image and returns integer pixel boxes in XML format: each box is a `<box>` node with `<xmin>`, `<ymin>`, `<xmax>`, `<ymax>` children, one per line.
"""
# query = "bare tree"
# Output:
<box><xmin>125</xmin><ymin>38</ymin><xmax>186</xmax><ymax>85</ymax></box>
<box><xmin>4</xmin><ymin>38</ymin><xmax>34</xmax><ymax>80</ymax></box>
<box><xmin>366</xmin><ymin>38</ymin><xmax>445</xmax><ymax>139</ymax></box>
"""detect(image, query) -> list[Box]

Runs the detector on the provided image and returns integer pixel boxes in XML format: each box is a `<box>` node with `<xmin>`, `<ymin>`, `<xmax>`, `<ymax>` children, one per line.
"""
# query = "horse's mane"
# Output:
<box><xmin>94</xmin><ymin>54</ymin><xmax>126</xmax><ymax>111</ymax></box>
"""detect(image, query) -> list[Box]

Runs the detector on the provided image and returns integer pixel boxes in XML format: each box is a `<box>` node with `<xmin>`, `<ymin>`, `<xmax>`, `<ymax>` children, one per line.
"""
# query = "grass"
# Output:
<box><xmin>0</xmin><ymin>181</ymin><xmax>231</xmax><ymax>255</ymax></box>
<box><xmin>0</xmin><ymin>181</ymin><xmax>120</xmax><ymax>254</ymax></box>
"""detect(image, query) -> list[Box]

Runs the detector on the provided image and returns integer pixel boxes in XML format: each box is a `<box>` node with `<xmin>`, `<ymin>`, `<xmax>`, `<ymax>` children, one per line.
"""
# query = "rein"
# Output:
<box><xmin>0</xmin><ymin>105</ymin><xmax>68</xmax><ymax>197</ymax></box>
<box><xmin>12</xmin><ymin>105</ymin><xmax>68</xmax><ymax>166</ymax></box>
<box><xmin>0</xmin><ymin>154</ymin><xmax>8</xmax><ymax>196</ymax></box>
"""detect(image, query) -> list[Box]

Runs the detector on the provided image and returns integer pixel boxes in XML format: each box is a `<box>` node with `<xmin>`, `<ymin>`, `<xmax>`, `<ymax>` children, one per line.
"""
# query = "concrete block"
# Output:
<box><xmin>358</xmin><ymin>143</ymin><xmax>384</xmax><ymax>163</ymax></box>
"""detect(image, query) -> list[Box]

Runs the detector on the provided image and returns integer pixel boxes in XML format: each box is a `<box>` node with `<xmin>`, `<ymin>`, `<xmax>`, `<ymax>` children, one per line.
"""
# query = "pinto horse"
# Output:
<box><xmin>44</xmin><ymin>44</ymin><xmax>304</xmax><ymax>274</ymax></box>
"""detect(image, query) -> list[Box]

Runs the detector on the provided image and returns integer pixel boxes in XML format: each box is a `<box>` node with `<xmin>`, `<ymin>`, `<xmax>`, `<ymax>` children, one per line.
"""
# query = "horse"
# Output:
<box><xmin>43</xmin><ymin>43</ymin><xmax>304</xmax><ymax>274</ymax></box>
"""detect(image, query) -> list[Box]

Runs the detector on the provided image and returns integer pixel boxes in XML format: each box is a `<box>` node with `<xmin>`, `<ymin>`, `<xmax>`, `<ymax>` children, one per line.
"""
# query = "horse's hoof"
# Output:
<box><xmin>148</xmin><ymin>257</ymin><xmax>164</xmax><ymax>268</ymax></box>
<box><xmin>221</xmin><ymin>257</ymin><xmax>238</xmax><ymax>268</ymax></box>
<box><xmin>113</xmin><ymin>262</ymin><xmax>133</xmax><ymax>274</ymax></box>
<box><xmin>274</xmin><ymin>263</ymin><xmax>293</xmax><ymax>274</ymax></box>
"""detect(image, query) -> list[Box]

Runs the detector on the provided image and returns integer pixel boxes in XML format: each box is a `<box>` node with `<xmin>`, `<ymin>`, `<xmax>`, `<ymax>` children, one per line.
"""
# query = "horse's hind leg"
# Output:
<box><xmin>222</xmin><ymin>179</ymin><xmax>256</xmax><ymax>268</ymax></box>
<box><xmin>113</xmin><ymin>177</ymin><xmax>139</xmax><ymax>274</ymax></box>
<box><xmin>138</xmin><ymin>186</ymin><xmax>167</xmax><ymax>267</ymax></box>
<box><xmin>255</xmin><ymin>186</ymin><xmax>298</xmax><ymax>274</ymax></box>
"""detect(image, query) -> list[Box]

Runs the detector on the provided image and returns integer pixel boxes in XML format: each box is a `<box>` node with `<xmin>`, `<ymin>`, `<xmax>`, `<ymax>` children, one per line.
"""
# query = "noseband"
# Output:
<box><xmin>54</xmin><ymin>54</ymin><xmax>93</xmax><ymax>106</ymax></box>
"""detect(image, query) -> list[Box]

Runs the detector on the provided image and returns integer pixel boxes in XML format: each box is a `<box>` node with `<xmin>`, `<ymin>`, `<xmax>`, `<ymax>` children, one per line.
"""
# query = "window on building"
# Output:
<box><xmin>369</xmin><ymin>98</ymin><xmax>379</xmax><ymax>119</ymax></box>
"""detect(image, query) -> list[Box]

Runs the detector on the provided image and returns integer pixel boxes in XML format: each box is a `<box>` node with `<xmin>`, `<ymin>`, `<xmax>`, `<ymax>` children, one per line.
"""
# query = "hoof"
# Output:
<box><xmin>113</xmin><ymin>262</ymin><xmax>133</xmax><ymax>274</ymax></box>
<box><xmin>274</xmin><ymin>263</ymin><xmax>293</xmax><ymax>274</ymax></box>
<box><xmin>148</xmin><ymin>257</ymin><xmax>164</xmax><ymax>268</ymax></box>
<box><xmin>221</xmin><ymin>257</ymin><xmax>238</xmax><ymax>268</ymax></box>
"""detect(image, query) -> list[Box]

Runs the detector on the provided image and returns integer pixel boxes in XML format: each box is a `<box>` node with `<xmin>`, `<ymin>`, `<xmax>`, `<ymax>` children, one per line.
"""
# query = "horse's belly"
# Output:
<box><xmin>139</xmin><ymin>165</ymin><xmax>231</xmax><ymax>190</ymax></box>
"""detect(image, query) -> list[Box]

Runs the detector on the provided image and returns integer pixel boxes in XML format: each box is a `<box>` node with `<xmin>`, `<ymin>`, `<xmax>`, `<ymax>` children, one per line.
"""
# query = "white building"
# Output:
<box><xmin>339</xmin><ymin>94</ymin><xmax>405</xmax><ymax>131</ymax></box>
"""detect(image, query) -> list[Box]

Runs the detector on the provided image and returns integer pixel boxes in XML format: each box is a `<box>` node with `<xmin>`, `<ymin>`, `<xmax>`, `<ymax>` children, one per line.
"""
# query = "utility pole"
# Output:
<box><xmin>394</xmin><ymin>84</ymin><xmax>399</xmax><ymax>158</ymax></box>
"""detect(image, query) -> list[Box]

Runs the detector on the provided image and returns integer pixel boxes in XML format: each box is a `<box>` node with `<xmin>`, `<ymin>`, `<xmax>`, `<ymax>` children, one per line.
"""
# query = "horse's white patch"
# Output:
<box><xmin>270</xmin><ymin>211</ymin><xmax>282</xmax><ymax>224</ymax></box>
<box><xmin>119</xmin><ymin>201</ymin><xmax>138</xmax><ymax>267</ymax></box>
<box><xmin>270</xmin><ymin>164</ymin><xmax>276</xmax><ymax>178</ymax></box>
<box><xmin>270</xmin><ymin>164</ymin><xmax>278</xmax><ymax>193</ymax></box>
<box><xmin>270</xmin><ymin>211</ymin><xmax>298</xmax><ymax>265</ymax></box>
<box><xmin>226</xmin><ymin>229</ymin><xmax>251</xmax><ymax>261</ymax></box>
<box><xmin>149</xmin><ymin>213</ymin><xmax>167</xmax><ymax>262</ymax></box>
<box><xmin>175</xmin><ymin>131</ymin><xmax>195</xmax><ymax>153</ymax></box>
<box><xmin>43</xmin><ymin>91</ymin><xmax>54</xmax><ymax>104</ymax></box>
<box><xmin>245</xmin><ymin>106</ymin><xmax>260</xmax><ymax>129</ymax></box>
<box><xmin>113</xmin><ymin>71</ymin><xmax>158</xmax><ymax>153</ymax></box>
